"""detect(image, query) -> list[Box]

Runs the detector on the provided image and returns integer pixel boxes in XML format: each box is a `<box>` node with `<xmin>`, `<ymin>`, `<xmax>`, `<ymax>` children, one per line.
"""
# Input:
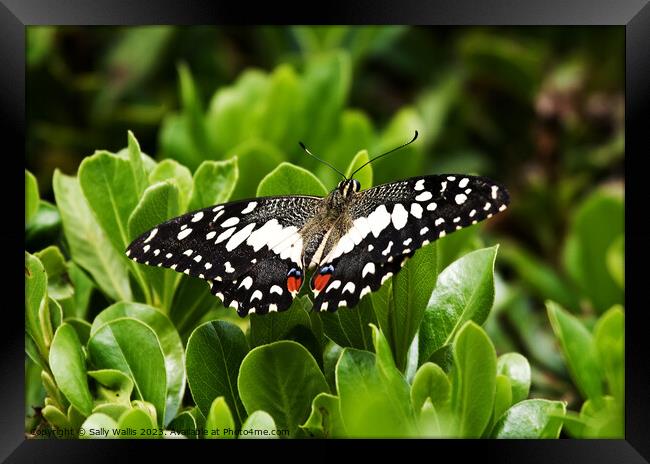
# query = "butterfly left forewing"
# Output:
<box><xmin>312</xmin><ymin>174</ymin><xmax>509</xmax><ymax>310</ymax></box>
<box><xmin>126</xmin><ymin>195</ymin><xmax>321</xmax><ymax>315</ymax></box>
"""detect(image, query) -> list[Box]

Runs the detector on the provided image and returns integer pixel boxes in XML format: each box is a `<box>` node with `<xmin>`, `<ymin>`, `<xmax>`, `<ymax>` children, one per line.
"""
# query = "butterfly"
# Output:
<box><xmin>125</xmin><ymin>132</ymin><xmax>509</xmax><ymax>317</ymax></box>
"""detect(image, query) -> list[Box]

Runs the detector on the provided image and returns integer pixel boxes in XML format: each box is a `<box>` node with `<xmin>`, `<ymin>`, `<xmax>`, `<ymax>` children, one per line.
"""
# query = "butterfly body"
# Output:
<box><xmin>126</xmin><ymin>174</ymin><xmax>509</xmax><ymax>317</ymax></box>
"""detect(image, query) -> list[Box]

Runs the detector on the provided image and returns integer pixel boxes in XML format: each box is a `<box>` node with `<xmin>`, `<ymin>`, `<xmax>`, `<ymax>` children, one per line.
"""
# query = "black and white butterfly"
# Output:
<box><xmin>126</xmin><ymin>132</ymin><xmax>509</xmax><ymax>317</ymax></box>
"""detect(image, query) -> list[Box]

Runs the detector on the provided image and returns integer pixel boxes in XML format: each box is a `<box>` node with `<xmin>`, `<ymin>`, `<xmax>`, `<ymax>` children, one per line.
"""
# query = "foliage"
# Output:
<box><xmin>25</xmin><ymin>26</ymin><xmax>624</xmax><ymax>439</ymax></box>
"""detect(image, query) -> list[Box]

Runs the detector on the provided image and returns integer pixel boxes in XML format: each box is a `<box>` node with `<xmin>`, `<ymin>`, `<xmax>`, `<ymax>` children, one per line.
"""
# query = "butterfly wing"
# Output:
<box><xmin>126</xmin><ymin>195</ymin><xmax>322</xmax><ymax>316</ymax></box>
<box><xmin>312</xmin><ymin>174</ymin><xmax>510</xmax><ymax>311</ymax></box>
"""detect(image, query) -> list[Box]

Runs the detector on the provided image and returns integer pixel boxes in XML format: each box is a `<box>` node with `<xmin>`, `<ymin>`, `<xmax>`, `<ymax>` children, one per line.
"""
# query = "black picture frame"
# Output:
<box><xmin>5</xmin><ymin>0</ymin><xmax>648</xmax><ymax>461</ymax></box>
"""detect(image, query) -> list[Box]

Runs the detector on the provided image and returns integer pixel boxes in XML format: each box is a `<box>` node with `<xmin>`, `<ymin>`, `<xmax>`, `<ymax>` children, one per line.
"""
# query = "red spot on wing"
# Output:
<box><xmin>312</xmin><ymin>273</ymin><xmax>332</xmax><ymax>292</ymax></box>
<box><xmin>287</xmin><ymin>276</ymin><xmax>302</xmax><ymax>293</ymax></box>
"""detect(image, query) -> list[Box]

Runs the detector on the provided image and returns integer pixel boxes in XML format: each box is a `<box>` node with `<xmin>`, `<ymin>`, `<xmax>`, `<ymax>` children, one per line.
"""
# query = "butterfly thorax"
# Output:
<box><xmin>301</xmin><ymin>180</ymin><xmax>359</xmax><ymax>269</ymax></box>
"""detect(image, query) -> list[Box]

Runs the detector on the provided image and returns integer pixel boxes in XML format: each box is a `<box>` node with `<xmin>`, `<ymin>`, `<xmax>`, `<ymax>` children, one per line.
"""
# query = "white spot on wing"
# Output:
<box><xmin>391</xmin><ymin>204</ymin><xmax>409</xmax><ymax>230</ymax></box>
<box><xmin>241</xmin><ymin>201</ymin><xmax>257</xmax><ymax>214</ymax></box>
<box><xmin>206</xmin><ymin>231</ymin><xmax>216</xmax><ymax>240</ymax></box>
<box><xmin>270</xmin><ymin>285</ymin><xmax>283</xmax><ymax>295</ymax></box>
<box><xmin>459</xmin><ymin>178</ymin><xmax>469</xmax><ymax>188</ymax></box>
<box><xmin>166</xmin><ymin>253</ymin><xmax>173</xmax><ymax>258</ymax></box>
<box><xmin>491</xmin><ymin>185</ymin><xmax>499</xmax><ymax>199</ymax></box>
<box><xmin>362</xmin><ymin>262</ymin><xmax>375</xmax><ymax>278</ymax></box>
<box><xmin>269</xmin><ymin>304</ymin><xmax>278</xmax><ymax>312</ymax></box>
<box><xmin>420</xmin><ymin>227</ymin><xmax>429</xmax><ymax>235</ymax></box>
<box><xmin>403</xmin><ymin>238</ymin><xmax>412</xmax><ymax>246</ymax></box>
<box><xmin>455</xmin><ymin>193</ymin><xmax>467</xmax><ymax>205</ymax></box>
<box><xmin>226</xmin><ymin>223</ymin><xmax>257</xmax><ymax>252</ymax></box>
<box><xmin>415</xmin><ymin>191</ymin><xmax>433</xmax><ymax>202</ymax></box>
<box><xmin>143</xmin><ymin>245</ymin><xmax>150</xmax><ymax>253</ymax></box>
<box><xmin>213</xmin><ymin>210</ymin><xmax>225</xmax><ymax>222</ymax></box>
<box><xmin>204</xmin><ymin>262</ymin><xmax>212</xmax><ymax>269</ymax></box>
<box><xmin>144</xmin><ymin>228</ymin><xmax>158</xmax><ymax>243</ymax></box>
<box><xmin>224</xmin><ymin>261</ymin><xmax>235</xmax><ymax>273</ymax></box>
<box><xmin>414</xmin><ymin>179</ymin><xmax>425</xmax><ymax>191</ymax></box>
<box><xmin>368</xmin><ymin>205</ymin><xmax>391</xmax><ymax>238</ymax></box>
<box><xmin>427</xmin><ymin>202</ymin><xmax>437</xmax><ymax>211</ymax></box>
<box><xmin>221</xmin><ymin>217</ymin><xmax>240</xmax><ymax>228</ymax></box>
<box><xmin>469</xmin><ymin>209</ymin><xmax>476</xmax><ymax>217</ymax></box>
<box><xmin>381</xmin><ymin>272</ymin><xmax>393</xmax><ymax>284</ymax></box>
<box><xmin>435</xmin><ymin>218</ymin><xmax>445</xmax><ymax>226</ymax></box>
<box><xmin>382</xmin><ymin>241</ymin><xmax>394</xmax><ymax>256</ymax></box>
<box><xmin>212</xmin><ymin>205</ymin><xmax>224</xmax><ymax>212</ymax></box>
<box><xmin>447</xmin><ymin>176</ymin><xmax>456</xmax><ymax>181</ymax></box>
<box><xmin>183</xmin><ymin>249</ymin><xmax>193</xmax><ymax>256</ymax></box>
<box><xmin>192</xmin><ymin>212</ymin><xmax>204</xmax><ymax>222</ymax></box>
<box><xmin>499</xmin><ymin>204</ymin><xmax>507</xmax><ymax>211</ymax></box>
<box><xmin>194</xmin><ymin>255</ymin><xmax>202</xmax><ymax>262</ymax></box>
<box><xmin>484</xmin><ymin>202</ymin><xmax>491</xmax><ymax>211</ymax></box>
<box><xmin>360</xmin><ymin>286</ymin><xmax>371</xmax><ymax>298</ymax></box>
<box><xmin>410</xmin><ymin>203</ymin><xmax>423</xmax><ymax>218</ymax></box>
<box><xmin>342</xmin><ymin>282</ymin><xmax>355</xmax><ymax>294</ymax></box>
<box><xmin>239</xmin><ymin>276</ymin><xmax>253</xmax><ymax>290</ymax></box>
<box><xmin>326</xmin><ymin>280</ymin><xmax>341</xmax><ymax>293</ymax></box>
<box><xmin>215</xmin><ymin>227</ymin><xmax>236</xmax><ymax>244</ymax></box>
<box><xmin>338</xmin><ymin>300</ymin><xmax>347</xmax><ymax>308</ymax></box>
<box><xmin>177</xmin><ymin>228</ymin><xmax>193</xmax><ymax>240</ymax></box>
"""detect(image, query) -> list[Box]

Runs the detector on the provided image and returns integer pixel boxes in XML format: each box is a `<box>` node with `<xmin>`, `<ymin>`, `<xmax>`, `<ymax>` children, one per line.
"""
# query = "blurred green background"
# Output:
<box><xmin>26</xmin><ymin>26</ymin><xmax>624</xmax><ymax>412</ymax></box>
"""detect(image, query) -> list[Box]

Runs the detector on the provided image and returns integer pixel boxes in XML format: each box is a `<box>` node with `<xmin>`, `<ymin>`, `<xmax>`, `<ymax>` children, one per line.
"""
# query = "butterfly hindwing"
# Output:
<box><xmin>312</xmin><ymin>174</ymin><xmax>509</xmax><ymax>310</ymax></box>
<box><xmin>126</xmin><ymin>195</ymin><xmax>321</xmax><ymax>314</ymax></box>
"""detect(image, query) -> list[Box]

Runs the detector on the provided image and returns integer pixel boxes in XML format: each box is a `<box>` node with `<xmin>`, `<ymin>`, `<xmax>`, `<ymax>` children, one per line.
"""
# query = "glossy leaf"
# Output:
<box><xmin>49</xmin><ymin>323</ymin><xmax>93</xmax><ymax>416</ymax></box>
<box><xmin>149</xmin><ymin>158</ymin><xmax>193</xmax><ymax>210</ymax></box>
<box><xmin>188</xmin><ymin>158</ymin><xmax>238</xmax><ymax>211</ymax></box>
<box><xmin>52</xmin><ymin>170</ymin><xmax>132</xmax><ymax>301</ymax></box>
<box><xmin>186</xmin><ymin>320</ymin><xmax>248</xmax><ymax>426</ymax></box>
<box><xmin>492</xmin><ymin>399</ymin><xmax>566</xmax><ymax>438</ymax></box>
<box><xmin>88</xmin><ymin>369</ymin><xmax>134</xmax><ymax>406</ymax></box>
<box><xmin>419</xmin><ymin>246</ymin><xmax>498</xmax><ymax>364</ymax></box>
<box><xmin>238</xmin><ymin>341</ymin><xmax>329</xmax><ymax>436</ymax></box>
<box><xmin>87</xmin><ymin>318</ymin><xmax>167</xmax><ymax>426</ymax></box>
<box><xmin>374</xmin><ymin>242</ymin><xmax>438</xmax><ymax>371</ymax></box>
<box><xmin>205</xmin><ymin>397</ymin><xmax>235</xmax><ymax>439</ymax></box>
<box><xmin>547</xmin><ymin>301</ymin><xmax>603</xmax><ymax>401</ymax></box>
<box><xmin>240</xmin><ymin>411</ymin><xmax>278</xmax><ymax>439</ymax></box>
<box><xmin>257</xmin><ymin>162</ymin><xmax>328</xmax><ymax>197</ymax></box>
<box><xmin>449</xmin><ymin>321</ymin><xmax>496</xmax><ymax>437</ymax></box>
<box><xmin>26</xmin><ymin>169</ymin><xmax>39</xmax><ymax>225</ymax></box>
<box><xmin>411</xmin><ymin>362</ymin><xmax>451</xmax><ymax>412</ymax></box>
<box><xmin>92</xmin><ymin>302</ymin><xmax>185</xmax><ymax>425</ymax></box>
<box><xmin>593</xmin><ymin>306</ymin><xmax>624</xmax><ymax>401</ymax></box>
<box><xmin>80</xmin><ymin>413</ymin><xmax>119</xmax><ymax>439</ymax></box>
<box><xmin>25</xmin><ymin>252</ymin><xmax>49</xmax><ymax>357</ymax></box>
<box><xmin>496</xmin><ymin>353</ymin><xmax>531</xmax><ymax>404</ymax></box>
<box><xmin>117</xmin><ymin>408</ymin><xmax>158</xmax><ymax>438</ymax></box>
<box><xmin>300</xmin><ymin>393</ymin><xmax>345</xmax><ymax>438</ymax></box>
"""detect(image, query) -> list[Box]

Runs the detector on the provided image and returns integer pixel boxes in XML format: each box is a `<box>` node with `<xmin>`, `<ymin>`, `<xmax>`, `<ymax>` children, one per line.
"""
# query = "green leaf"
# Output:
<box><xmin>169</xmin><ymin>410</ymin><xmax>198</xmax><ymax>439</ymax></box>
<box><xmin>386</xmin><ymin>243</ymin><xmax>438</xmax><ymax>371</ymax></box>
<box><xmin>345</xmin><ymin>150</ymin><xmax>373</xmax><ymax>191</ymax></box>
<box><xmin>449</xmin><ymin>321</ymin><xmax>497</xmax><ymax>437</ymax></box>
<box><xmin>547</xmin><ymin>301</ymin><xmax>603</xmax><ymax>401</ymax></box>
<box><xmin>492</xmin><ymin>399</ymin><xmax>566</xmax><ymax>438</ymax></box>
<box><xmin>26</xmin><ymin>169</ymin><xmax>39</xmax><ymax>225</ymax></box>
<box><xmin>606</xmin><ymin>235</ymin><xmax>624</xmax><ymax>289</ymax></box>
<box><xmin>25</xmin><ymin>252</ymin><xmax>49</xmax><ymax>357</ymax></box>
<box><xmin>411</xmin><ymin>362</ymin><xmax>451</xmax><ymax>412</ymax></box>
<box><xmin>250</xmin><ymin>64</ymin><xmax>303</xmax><ymax>150</ymax></box>
<box><xmin>25</xmin><ymin>199</ymin><xmax>61</xmax><ymax>244</ymax></box>
<box><xmin>188</xmin><ymin>158</ymin><xmax>239</xmax><ymax>211</ymax></box>
<box><xmin>168</xmin><ymin>275</ymin><xmax>219</xmax><ymax>339</ymax></box>
<box><xmin>230</xmin><ymin>140</ymin><xmax>284</xmax><ymax>199</ymax></box>
<box><xmin>127</xmin><ymin>131</ymin><xmax>148</xmax><ymax>198</ymax></box>
<box><xmin>419</xmin><ymin>246</ymin><xmax>498</xmax><ymax>364</ymax></box>
<box><xmin>336</xmin><ymin>346</ymin><xmax>416</xmax><ymax>437</ymax></box>
<box><xmin>88</xmin><ymin>369</ymin><xmax>134</xmax><ymax>406</ymax></box>
<box><xmin>87</xmin><ymin>318</ymin><xmax>167</xmax><ymax>426</ymax></box>
<box><xmin>205</xmin><ymin>397</ymin><xmax>235</xmax><ymax>439</ymax></box>
<box><xmin>257</xmin><ymin>162</ymin><xmax>328</xmax><ymax>197</ymax></box>
<box><xmin>491</xmin><ymin>374</ymin><xmax>513</xmax><ymax>434</ymax></box>
<box><xmin>186</xmin><ymin>320</ymin><xmax>248</xmax><ymax>426</ymax></box>
<box><xmin>149</xmin><ymin>159</ymin><xmax>193</xmax><ymax>211</ymax></box>
<box><xmin>49</xmin><ymin>323</ymin><xmax>93</xmax><ymax>416</ymax></box>
<box><xmin>319</xmin><ymin>110</ymin><xmax>375</xmax><ymax>188</ymax></box>
<box><xmin>80</xmin><ymin>413</ymin><xmax>119</xmax><ymax>439</ymax></box>
<box><xmin>35</xmin><ymin>246</ymin><xmax>74</xmax><ymax>302</ymax></box>
<box><xmin>206</xmin><ymin>69</ymin><xmax>269</xmax><ymax>156</ymax></box>
<box><xmin>238</xmin><ymin>340</ymin><xmax>329</xmax><ymax>437</ymax></box>
<box><xmin>67</xmin><ymin>263</ymin><xmax>95</xmax><ymax>320</ymax></box>
<box><xmin>563</xmin><ymin>188</ymin><xmax>624</xmax><ymax>312</ymax></box>
<box><xmin>249</xmin><ymin>296</ymin><xmax>312</xmax><ymax>347</ymax></box>
<box><xmin>117</xmin><ymin>408</ymin><xmax>158</xmax><ymax>438</ymax></box>
<box><xmin>241</xmin><ymin>411</ymin><xmax>278</xmax><ymax>439</ymax></box>
<box><xmin>52</xmin><ymin>170</ymin><xmax>132</xmax><ymax>301</ymax></box>
<box><xmin>92</xmin><ymin>404</ymin><xmax>131</xmax><ymax>423</ymax></box>
<box><xmin>42</xmin><ymin>405</ymin><xmax>71</xmax><ymax>431</ymax></box>
<box><xmin>319</xmin><ymin>297</ymin><xmax>377</xmax><ymax>351</ymax></box>
<box><xmin>496</xmin><ymin>353</ymin><xmax>531</xmax><ymax>404</ymax></box>
<box><xmin>593</xmin><ymin>306</ymin><xmax>624</xmax><ymax>401</ymax></box>
<box><xmin>78</xmin><ymin>150</ymin><xmax>143</xmax><ymax>253</ymax></box>
<box><xmin>300</xmin><ymin>393</ymin><xmax>345</xmax><ymax>438</ymax></box>
<box><xmin>301</xmin><ymin>52</ymin><xmax>351</xmax><ymax>150</ymax></box>
<box><xmin>92</xmin><ymin>303</ymin><xmax>185</xmax><ymax>426</ymax></box>
<box><xmin>127</xmin><ymin>181</ymin><xmax>182</xmax><ymax>309</ymax></box>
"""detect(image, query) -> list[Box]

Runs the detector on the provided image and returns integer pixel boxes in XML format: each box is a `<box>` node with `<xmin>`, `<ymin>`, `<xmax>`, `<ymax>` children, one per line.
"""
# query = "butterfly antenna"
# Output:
<box><xmin>351</xmin><ymin>130</ymin><xmax>419</xmax><ymax>178</ymax></box>
<box><xmin>299</xmin><ymin>141</ymin><xmax>347</xmax><ymax>180</ymax></box>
